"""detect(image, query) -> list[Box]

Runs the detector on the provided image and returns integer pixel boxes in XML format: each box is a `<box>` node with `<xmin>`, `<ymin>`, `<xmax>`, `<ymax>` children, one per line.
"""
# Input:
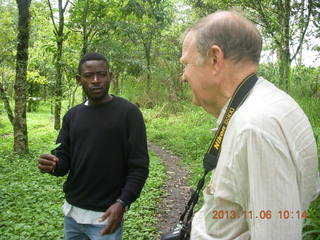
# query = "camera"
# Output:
<box><xmin>161</xmin><ymin>222</ymin><xmax>190</xmax><ymax>240</ymax></box>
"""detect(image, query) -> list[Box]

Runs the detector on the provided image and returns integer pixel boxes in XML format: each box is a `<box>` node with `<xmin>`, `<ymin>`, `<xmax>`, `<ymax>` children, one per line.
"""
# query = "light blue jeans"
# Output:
<box><xmin>64</xmin><ymin>216</ymin><xmax>123</xmax><ymax>240</ymax></box>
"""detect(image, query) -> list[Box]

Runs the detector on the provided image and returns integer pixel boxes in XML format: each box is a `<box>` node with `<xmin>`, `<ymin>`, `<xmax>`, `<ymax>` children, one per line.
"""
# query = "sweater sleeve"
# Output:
<box><xmin>119</xmin><ymin>106</ymin><xmax>149</xmax><ymax>206</ymax></box>
<box><xmin>51</xmin><ymin>114</ymin><xmax>71</xmax><ymax>177</ymax></box>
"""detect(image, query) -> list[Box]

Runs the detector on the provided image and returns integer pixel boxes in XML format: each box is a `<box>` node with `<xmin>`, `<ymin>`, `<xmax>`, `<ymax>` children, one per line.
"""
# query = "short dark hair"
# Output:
<box><xmin>78</xmin><ymin>53</ymin><xmax>109</xmax><ymax>74</ymax></box>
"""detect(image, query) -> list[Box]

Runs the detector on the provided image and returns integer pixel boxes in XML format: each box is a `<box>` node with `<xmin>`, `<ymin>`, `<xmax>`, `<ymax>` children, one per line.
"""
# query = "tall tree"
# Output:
<box><xmin>121</xmin><ymin>0</ymin><xmax>173</xmax><ymax>91</ymax></box>
<box><xmin>47</xmin><ymin>0</ymin><xmax>70</xmax><ymax>130</ymax></box>
<box><xmin>251</xmin><ymin>0</ymin><xmax>312</xmax><ymax>90</ymax></box>
<box><xmin>13</xmin><ymin>0</ymin><xmax>32</xmax><ymax>153</ymax></box>
<box><xmin>69</xmin><ymin>0</ymin><xmax>108</xmax><ymax>57</ymax></box>
<box><xmin>69</xmin><ymin>0</ymin><xmax>109</xmax><ymax>100</ymax></box>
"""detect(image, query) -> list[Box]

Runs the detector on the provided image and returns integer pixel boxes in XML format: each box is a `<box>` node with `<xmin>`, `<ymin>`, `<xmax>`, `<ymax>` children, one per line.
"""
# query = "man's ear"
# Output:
<box><xmin>209</xmin><ymin>45</ymin><xmax>224</xmax><ymax>74</ymax></box>
<box><xmin>109</xmin><ymin>72</ymin><xmax>113</xmax><ymax>81</ymax></box>
<box><xmin>76</xmin><ymin>75</ymin><xmax>82</xmax><ymax>85</ymax></box>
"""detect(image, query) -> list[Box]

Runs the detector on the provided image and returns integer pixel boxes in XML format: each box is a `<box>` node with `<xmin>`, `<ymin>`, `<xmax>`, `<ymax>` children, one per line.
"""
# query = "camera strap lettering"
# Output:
<box><xmin>178</xmin><ymin>73</ymin><xmax>258</xmax><ymax>237</ymax></box>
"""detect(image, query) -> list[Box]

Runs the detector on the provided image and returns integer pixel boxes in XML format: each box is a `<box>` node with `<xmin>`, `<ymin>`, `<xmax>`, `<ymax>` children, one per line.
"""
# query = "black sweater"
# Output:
<box><xmin>52</xmin><ymin>96</ymin><xmax>149</xmax><ymax>211</ymax></box>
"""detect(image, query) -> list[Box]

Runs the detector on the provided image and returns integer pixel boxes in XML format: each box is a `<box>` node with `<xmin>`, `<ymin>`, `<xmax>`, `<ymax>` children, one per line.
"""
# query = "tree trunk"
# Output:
<box><xmin>81</xmin><ymin>0</ymin><xmax>89</xmax><ymax>57</ymax></box>
<box><xmin>81</xmin><ymin>36</ymin><xmax>88</xmax><ymax>102</ymax></box>
<box><xmin>54</xmin><ymin>38</ymin><xmax>63</xmax><ymax>130</ymax></box>
<box><xmin>51</xmin><ymin>0</ymin><xmax>68</xmax><ymax>130</ymax></box>
<box><xmin>70</xmin><ymin>84</ymin><xmax>79</xmax><ymax>108</ymax></box>
<box><xmin>144</xmin><ymin>41</ymin><xmax>152</xmax><ymax>92</ymax></box>
<box><xmin>0</xmin><ymin>81</ymin><xmax>14</xmax><ymax>125</ymax></box>
<box><xmin>112</xmin><ymin>72</ymin><xmax>120</xmax><ymax>95</ymax></box>
<box><xmin>81</xmin><ymin>0</ymin><xmax>89</xmax><ymax>102</ymax></box>
<box><xmin>297</xmin><ymin>0</ymin><xmax>305</xmax><ymax>66</ymax></box>
<box><xmin>278</xmin><ymin>47</ymin><xmax>290</xmax><ymax>90</ymax></box>
<box><xmin>13</xmin><ymin>0</ymin><xmax>31</xmax><ymax>153</ymax></box>
<box><xmin>278</xmin><ymin>0</ymin><xmax>291</xmax><ymax>91</ymax></box>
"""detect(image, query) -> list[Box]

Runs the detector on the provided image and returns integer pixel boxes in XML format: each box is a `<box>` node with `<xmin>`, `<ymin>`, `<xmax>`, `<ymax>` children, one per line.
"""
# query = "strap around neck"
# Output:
<box><xmin>203</xmin><ymin>74</ymin><xmax>258</xmax><ymax>172</ymax></box>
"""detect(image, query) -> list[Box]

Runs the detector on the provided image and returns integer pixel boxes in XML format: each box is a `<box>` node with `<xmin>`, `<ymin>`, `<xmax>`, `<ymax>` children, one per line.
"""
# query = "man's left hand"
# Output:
<box><xmin>99</xmin><ymin>202</ymin><xmax>125</xmax><ymax>236</ymax></box>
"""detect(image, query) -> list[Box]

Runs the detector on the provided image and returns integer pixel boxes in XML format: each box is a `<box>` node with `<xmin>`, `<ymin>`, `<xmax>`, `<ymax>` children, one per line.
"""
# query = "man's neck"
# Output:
<box><xmin>209</xmin><ymin>62</ymin><xmax>258</xmax><ymax>118</ymax></box>
<box><xmin>88</xmin><ymin>94</ymin><xmax>113</xmax><ymax>105</ymax></box>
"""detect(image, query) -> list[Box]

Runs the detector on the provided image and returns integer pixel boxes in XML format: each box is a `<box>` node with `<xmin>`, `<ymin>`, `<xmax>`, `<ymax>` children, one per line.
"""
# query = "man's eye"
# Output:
<box><xmin>84</xmin><ymin>73</ymin><xmax>93</xmax><ymax>78</ymax></box>
<box><xmin>98</xmin><ymin>72</ymin><xmax>107</xmax><ymax>77</ymax></box>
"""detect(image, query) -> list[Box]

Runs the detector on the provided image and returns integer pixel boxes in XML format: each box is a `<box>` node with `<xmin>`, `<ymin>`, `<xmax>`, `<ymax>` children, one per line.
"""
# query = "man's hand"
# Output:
<box><xmin>99</xmin><ymin>202</ymin><xmax>125</xmax><ymax>236</ymax></box>
<box><xmin>38</xmin><ymin>154</ymin><xmax>59</xmax><ymax>173</ymax></box>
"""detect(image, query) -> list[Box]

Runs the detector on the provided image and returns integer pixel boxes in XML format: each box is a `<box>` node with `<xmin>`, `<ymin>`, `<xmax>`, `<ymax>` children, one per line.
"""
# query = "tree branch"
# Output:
<box><xmin>63</xmin><ymin>0</ymin><xmax>70</xmax><ymax>13</ymax></box>
<box><xmin>88</xmin><ymin>29</ymin><xmax>99</xmax><ymax>42</ymax></box>
<box><xmin>47</xmin><ymin>0</ymin><xmax>58</xmax><ymax>33</ymax></box>
<box><xmin>46</xmin><ymin>0</ymin><xmax>58</xmax><ymax>34</ymax></box>
<box><xmin>255</xmin><ymin>0</ymin><xmax>282</xmax><ymax>47</ymax></box>
<box><xmin>290</xmin><ymin>0</ymin><xmax>312</xmax><ymax>62</ymax></box>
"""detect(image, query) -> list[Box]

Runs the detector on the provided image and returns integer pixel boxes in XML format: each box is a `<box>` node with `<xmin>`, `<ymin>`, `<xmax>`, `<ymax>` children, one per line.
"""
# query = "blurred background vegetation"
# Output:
<box><xmin>0</xmin><ymin>0</ymin><xmax>319</xmax><ymax>239</ymax></box>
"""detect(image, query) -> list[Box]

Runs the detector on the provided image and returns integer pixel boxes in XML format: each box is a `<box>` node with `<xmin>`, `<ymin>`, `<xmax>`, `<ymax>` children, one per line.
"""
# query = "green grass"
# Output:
<box><xmin>0</xmin><ymin>108</ymin><xmax>166</xmax><ymax>240</ymax></box>
<box><xmin>123</xmin><ymin>151</ymin><xmax>166</xmax><ymax>240</ymax></box>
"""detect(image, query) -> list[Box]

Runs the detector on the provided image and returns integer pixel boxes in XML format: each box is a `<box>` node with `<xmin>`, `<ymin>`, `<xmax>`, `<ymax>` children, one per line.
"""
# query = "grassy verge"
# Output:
<box><xmin>0</xmin><ymin>108</ymin><xmax>165</xmax><ymax>240</ymax></box>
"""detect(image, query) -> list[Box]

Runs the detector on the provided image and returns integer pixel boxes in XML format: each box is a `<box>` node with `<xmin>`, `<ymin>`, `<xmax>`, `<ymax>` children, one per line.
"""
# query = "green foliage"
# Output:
<box><xmin>0</xmin><ymin>111</ymin><xmax>64</xmax><ymax>239</ymax></box>
<box><xmin>303</xmin><ymin>197</ymin><xmax>320</xmax><ymax>240</ymax></box>
<box><xmin>0</xmin><ymin>105</ymin><xmax>166</xmax><ymax>240</ymax></box>
<box><xmin>0</xmin><ymin>0</ymin><xmax>17</xmax><ymax>97</ymax></box>
<box><xmin>290</xmin><ymin>65</ymin><xmax>320</xmax><ymax>98</ymax></box>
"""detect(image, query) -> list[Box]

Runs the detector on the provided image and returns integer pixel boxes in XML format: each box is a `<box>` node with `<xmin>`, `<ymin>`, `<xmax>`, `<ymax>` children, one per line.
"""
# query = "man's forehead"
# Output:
<box><xmin>82</xmin><ymin>60</ymin><xmax>108</xmax><ymax>70</ymax></box>
<box><xmin>182</xmin><ymin>31</ymin><xmax>196</xmax><ymax>50</ymax></box>
<box><xmin>83</xmin><ymin>60</ymin><xmax>107</xmax><ymax>67</ymax></box>
<box><xmin>181</xmin><ymin>31</ymin><xmax>197</xmax><ymax>62</ymax></box>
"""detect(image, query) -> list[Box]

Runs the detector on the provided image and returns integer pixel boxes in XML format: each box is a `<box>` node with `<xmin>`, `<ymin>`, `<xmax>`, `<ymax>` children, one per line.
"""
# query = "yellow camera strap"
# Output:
<box><xmin>203</xmin><ymin>73</ymin><xmax>258</xmax><ymax>172</ymax></box>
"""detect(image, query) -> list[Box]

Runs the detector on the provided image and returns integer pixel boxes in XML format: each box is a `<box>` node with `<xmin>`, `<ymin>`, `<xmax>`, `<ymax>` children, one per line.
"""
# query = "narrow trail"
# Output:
<box><xmin>148</xmin><ymin>142</ymin><xmax>191</xmax><ymax>236</ymax></box>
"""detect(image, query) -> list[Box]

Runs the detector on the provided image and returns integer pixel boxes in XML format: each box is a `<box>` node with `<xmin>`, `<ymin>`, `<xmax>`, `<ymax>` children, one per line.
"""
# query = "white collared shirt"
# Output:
<box><xmin>63</xmin><ymin>201</ymin><xmax>108</xmax><ymax>225</ymax></box>
<box><xmin>191</xmin><ymin>78</ymin><xmax>320</xmax><ymax>240</ymax></box>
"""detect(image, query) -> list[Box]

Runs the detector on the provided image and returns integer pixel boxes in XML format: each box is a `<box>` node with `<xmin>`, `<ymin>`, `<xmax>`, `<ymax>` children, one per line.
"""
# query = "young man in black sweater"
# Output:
<box><xmin>38</xmin><ymin>53</ymin><xmax>149</xmax><ymax>240</ymax></box>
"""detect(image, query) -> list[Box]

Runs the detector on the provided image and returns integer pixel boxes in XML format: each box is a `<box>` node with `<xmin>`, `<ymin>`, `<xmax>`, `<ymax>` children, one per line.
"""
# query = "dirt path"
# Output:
<box><xmin>148</xmin><ymin>142</ymin><xmax>191</xmax><ymax>236</ymax></box>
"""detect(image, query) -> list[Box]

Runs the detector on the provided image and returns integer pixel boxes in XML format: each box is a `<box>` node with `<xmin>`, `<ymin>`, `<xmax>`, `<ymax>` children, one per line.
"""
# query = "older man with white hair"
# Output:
<box><xmin>180</xmin><ymin>10</ymin><xmax>320</xmax><ymax>240</ymax></box>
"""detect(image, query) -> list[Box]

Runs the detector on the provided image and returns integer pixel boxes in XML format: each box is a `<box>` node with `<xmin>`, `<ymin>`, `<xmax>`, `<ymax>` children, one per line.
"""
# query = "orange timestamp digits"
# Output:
<box><xmin>212</xmin><ymin>210</ymin><xmax>308</xmax><ymax>220</ymax></box>
<box><xmin>212</xmin><ymin>210</ymin><xmax>239</xmax><ymax>219</ymax></box>
<box><xmin>211</xmin><ymin>210</ymin><xmax>272</xmax><ymax>219</ymax></box>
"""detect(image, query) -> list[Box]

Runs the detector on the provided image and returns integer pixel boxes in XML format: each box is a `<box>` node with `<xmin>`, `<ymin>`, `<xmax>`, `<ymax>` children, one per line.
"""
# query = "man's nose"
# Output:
<box><xmin>91</xmin><ymin>73</ymin><xmax>99</xmax><ymax>83</ymax></box>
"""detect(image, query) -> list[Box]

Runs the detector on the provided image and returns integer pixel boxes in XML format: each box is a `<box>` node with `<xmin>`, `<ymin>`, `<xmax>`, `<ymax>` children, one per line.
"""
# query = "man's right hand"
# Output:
<box><xmin>38</xmin><ymin>154</ymin><xmax>59</xmax><ymax>173</ymax></box>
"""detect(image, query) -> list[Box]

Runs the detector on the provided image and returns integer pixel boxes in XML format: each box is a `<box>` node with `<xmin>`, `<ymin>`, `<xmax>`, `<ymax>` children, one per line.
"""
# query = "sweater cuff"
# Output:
<box><xmin>118</xmin><ymin>191</ymin><xmax>134</xmax><ymax>207</ymax></box>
